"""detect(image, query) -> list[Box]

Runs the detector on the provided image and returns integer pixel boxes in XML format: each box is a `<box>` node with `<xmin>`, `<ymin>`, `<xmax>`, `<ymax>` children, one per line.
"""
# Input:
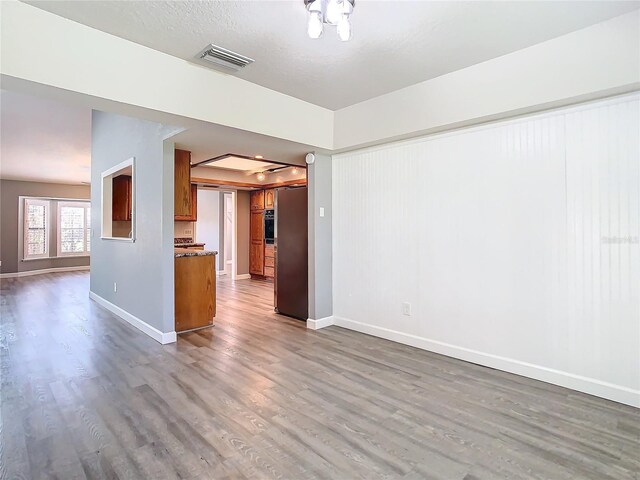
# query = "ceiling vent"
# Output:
<box><xmin>195</xmin><ymin>44</ymin><xmax>254</xmax><ymax>72</ymax></box>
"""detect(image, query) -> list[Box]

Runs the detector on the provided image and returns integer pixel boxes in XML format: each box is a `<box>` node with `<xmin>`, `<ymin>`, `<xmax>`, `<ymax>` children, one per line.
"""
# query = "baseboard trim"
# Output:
<box><xmin>0</xmin><ymin>265</ymin><xmax>90</xmax><ymax>279</ymax></box>
<box><xmin>89</xmin><ymin>291</ymin><xmax>176</xmax><ymax>345</ymax></box>
<box><xmin>333</xmin><ymin>316</ymin><xmax>640</xmax><ymax>408</ymax></box>
<box><xmin>307</xmin><ymin>316</ymin><xmax>335</xmax><ymax>330</ymax></box>
<box><xmin>235</xmin><ymin>274</ymin><xmax>251</xmax><ymax>280</ymax></box>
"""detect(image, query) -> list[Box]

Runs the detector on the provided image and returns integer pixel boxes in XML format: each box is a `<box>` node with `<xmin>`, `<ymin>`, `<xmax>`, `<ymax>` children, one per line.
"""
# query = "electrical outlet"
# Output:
<box><xmin>113</xmin><ymin>282</ymin><xmax>117</xmax><ymax>293</ymax></box>
<box><xmin>402</xmin><ymin>302</ymin><xmax>411</xmax><ymax>316</ymax></box>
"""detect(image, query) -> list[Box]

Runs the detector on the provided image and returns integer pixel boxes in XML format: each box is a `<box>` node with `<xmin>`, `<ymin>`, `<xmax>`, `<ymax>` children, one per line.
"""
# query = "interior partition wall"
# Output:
<box><xmin>332</xmin><ymin>93</ymin><xmax>639</xmax><ymax>407</ymax></box>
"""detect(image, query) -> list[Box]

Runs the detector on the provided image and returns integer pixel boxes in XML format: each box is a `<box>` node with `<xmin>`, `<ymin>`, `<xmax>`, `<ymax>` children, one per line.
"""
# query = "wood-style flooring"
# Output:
<box><xmin>1</xmin><ymin>271</ymin><xmax>638</xmax><ymax>479</ymax></box>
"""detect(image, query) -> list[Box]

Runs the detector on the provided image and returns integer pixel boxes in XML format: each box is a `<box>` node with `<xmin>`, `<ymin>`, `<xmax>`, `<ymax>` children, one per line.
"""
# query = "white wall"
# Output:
<box><xmin>195</xmin><ymin>188</ymin><xmax>221</xmax><ymax>270</ymax></box>
<box><xmin>332</xmin><ymin>94</ymin><xmax>640</xmax><ymax>407</ymax></box>
<box><xmin>334</xmin><ymin>10</ymin><xmax>640</xmax><ymax>150</ymax></box>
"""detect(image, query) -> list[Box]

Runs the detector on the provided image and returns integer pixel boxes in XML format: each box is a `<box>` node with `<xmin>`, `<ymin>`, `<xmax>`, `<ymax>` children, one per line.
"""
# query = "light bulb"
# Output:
<box><xmin>291</xmin><ymin>167</ymin><xmax>299</xmax><ymax>174</ymax></box>
<box><xmin>257</xmin><ymin>172</ymin><xmax>265</xmax><ymax>181</ymax></box>
<box><xmin>307</xmin><ymin>11</ymin><xmax>323</xmax><ymax>39</ymax></box>
<box><xmin>326</xmin><ymin>0</ymin><xmax>342</xmax><ymax>25</ymax></box>
<box><xmin>337</xmin><ymin>14</ymin><xmax>352</xmax><ymax>41</ymax></box>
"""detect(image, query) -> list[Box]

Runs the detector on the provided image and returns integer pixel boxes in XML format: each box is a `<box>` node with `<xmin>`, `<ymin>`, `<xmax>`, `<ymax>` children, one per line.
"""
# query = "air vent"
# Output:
<box><xmin>196</xmin><ymin>44</ymin><xmax>254</xmax><ymax>71</ymax></box>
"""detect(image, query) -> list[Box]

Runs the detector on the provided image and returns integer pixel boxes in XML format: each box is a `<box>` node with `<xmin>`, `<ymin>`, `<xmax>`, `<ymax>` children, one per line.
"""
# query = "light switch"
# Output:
<box><xmin>319</xmin><ymin>207</ymin><xmax>325</xmax><ymax>217</ymax></box>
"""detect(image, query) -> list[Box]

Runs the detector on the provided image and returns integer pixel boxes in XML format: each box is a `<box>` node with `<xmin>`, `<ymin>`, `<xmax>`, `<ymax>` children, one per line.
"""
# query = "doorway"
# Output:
<box><xmin>189</xmin><ymin>153</ymin><xmax>308</xmax><ymax>322</ymax></box>
<box><xmin>223</xmin><ymin>192</ymin><xmax>233</xmax><ymax>276</ymax></box>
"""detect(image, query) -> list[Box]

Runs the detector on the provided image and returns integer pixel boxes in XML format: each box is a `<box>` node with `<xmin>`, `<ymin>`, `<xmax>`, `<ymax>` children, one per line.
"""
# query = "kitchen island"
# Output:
<box><xmin>175</xmin><ymin>248</ymin><xmax>217</xmax><ymax>333</ymax></box>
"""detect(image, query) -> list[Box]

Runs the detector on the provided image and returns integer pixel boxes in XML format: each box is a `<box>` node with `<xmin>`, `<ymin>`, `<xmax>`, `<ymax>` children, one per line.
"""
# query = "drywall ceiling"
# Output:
<box><xmin>171</xmin><ymin>121</ymin><xmax>313</xmax><ymax>166</ymax></box>
<box><xmin>0</xmin><ymin>86</ymin><xmax>312</xmax><ymax>185</ymax></box>
<box><xmin>0</xmin><ymin>89</ymin><xmax>91</xmax><ymax>184</ymax></box>
<box><xmin>25</xmin><ymin>0</ymin><xmax>639</xmax><ymax>110</ymax></box>
<box><xmin>200</xmin><ymin>156</ymin><xmax>279</xmax><ymax>172</ymax></box>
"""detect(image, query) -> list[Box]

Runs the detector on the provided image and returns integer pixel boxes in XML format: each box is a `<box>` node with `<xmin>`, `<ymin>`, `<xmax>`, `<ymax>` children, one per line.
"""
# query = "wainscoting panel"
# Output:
<box><xmin>332</xmin><ymin>94</ymin><xmax>640</xmax><ymax>406</ymax></box>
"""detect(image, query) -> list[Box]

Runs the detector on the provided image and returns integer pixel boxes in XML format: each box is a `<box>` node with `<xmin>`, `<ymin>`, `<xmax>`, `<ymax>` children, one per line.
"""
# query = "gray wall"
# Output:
<box><xmin>91</xmin><ymin>111</ymin><xmax>176</xmax><ymax>333</ymax></box>
<box><xmin>0</xmin><ymin>179</ymin><xmax>90</xmax><ymax>274</ymax></box>
<box><xmin>236</xmin><ymin>190</ymin><xmax>250</xmax><ymax>276</ymax></box>
<box><xmin>307</xmin><ymin>153</ymin><xmax>333</xmax><ymax>320</ymax></box>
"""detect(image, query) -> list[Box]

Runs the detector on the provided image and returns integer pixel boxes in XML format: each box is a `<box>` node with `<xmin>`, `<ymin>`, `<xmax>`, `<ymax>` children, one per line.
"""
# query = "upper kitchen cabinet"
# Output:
<box><xmin>175</xmin><ymin>184</ymin><xmax>198</xmax><ymax>222</ymax></box>
<box><xmin>265</xmin><ymin>189</ymin><xmax>275</xmax><ymax>209</ymax></box>
<box><xmin>112</xmin><ymin>174</ymin><xmax>132</xmax><ymax>221</ymax></box>
<box><xmin>174</xmin><ymin>149</ymin><xmax>192</xmax><ymax>218</ymax></box>
<box><xmin>250</xmin><ymin>190</ymin><xmax>265</xmax><ymax>210</ymax></box>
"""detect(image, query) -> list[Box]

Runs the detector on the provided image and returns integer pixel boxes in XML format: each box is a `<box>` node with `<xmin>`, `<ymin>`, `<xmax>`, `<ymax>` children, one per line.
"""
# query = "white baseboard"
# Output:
<box><xmin>307</xmin><ymin>316</ymin><xmax>335</xmax><ymax>330</ymax></box>
<box><xmin>235</xmin><ymin>274</ymin><xmax>251</xmax><ymax>280</ymax></box>
<box><xmin>333</xmin><ymin>316</ymin><xmax>640</xmax><ymax>408</ymax></box>
<box><xmin>89</xmin><ymin>291</ymin><xmax>177</xmax><ymax>345</ymax></box>
<box><xmin>0</xmin><ymin>265</ymin><xmax>90</xmax><ymax>279</ymax></box>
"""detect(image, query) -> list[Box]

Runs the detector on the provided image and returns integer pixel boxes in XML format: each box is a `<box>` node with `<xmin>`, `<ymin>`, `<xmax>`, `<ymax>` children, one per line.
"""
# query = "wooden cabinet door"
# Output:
<box><xmin>265</xmin><ymin>189</ymin><xmax>275</xmax><ymax>209</ymax></box>
<box><xmin>174</xmin><ymin>149</ymin><xmax>192</xmax><ymax>218</ymax></box>
<box><xmin>176</xmin><ymin>184</ymin><xmax>198</xmax><ymax>221</ymax></box>
<box><xmin>250</xmin><ymin>243</ymin><xmax>264</xmax><ymax>275</ymax></box>
<box><xmin>249</xmin><ymin>210</ymin><xmax>264</xmax><ymax>275</ymax></box>
<box><xmin>250</xmin><ymin>190</ymin><xmax>265</xmax><ymax>210</ymax></box>
<box><xmin>112</xmin><ymin>175</ymin><xmax>131</xmax><ymax>221</ymax></box>
<box><xmin>250</xmin><ymin>210</ymin><xmax>264</xmax><ymax>242</ymax></box>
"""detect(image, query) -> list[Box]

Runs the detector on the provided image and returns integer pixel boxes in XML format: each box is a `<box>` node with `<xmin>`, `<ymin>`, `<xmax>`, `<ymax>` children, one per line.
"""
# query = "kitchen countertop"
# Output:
<box><xmin>174</xmin><ymin>248</ymin><xmax>218</xmax><ymax>258</ymax></box>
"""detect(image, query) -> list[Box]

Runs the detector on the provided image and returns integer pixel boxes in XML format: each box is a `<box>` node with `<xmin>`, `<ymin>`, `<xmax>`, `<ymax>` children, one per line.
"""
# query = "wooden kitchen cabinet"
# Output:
<box><xmin>112</xmin><ymin>175</ymin><xmax>132</xmax><ymax>221</ymax></box>
<box><xmin>265</xmin><ymin>189</ymin><xmax>275</xmax><ymax>209</ymax></box>
<box><xmin>175</xmin><ymin>184</ymin><xmax>198</xmax><ymax>222</ymax></box>
<box><xmin>264</xmin><ymin>243</ymin><xmax>275</xmax><ymax>278</ymax></box>
<box><xmin>174</xmin><ymin>149</ymin><xmax>192</xmax><ymax>218</ymax></box>
<box><xmin>250</xmin><ymin>210</ymin><xmax>264</xmax><ymax>276</ymax></box>
<box><xmin>250</xmin><ymin>210</ymin><xmax>264</xmax><ymax>241</ymax></box>
<box><xmin>250</xmin><ymin>243</ymin><xmax>264</xmax><ymax>276</ymax></box>
<box><xmin>175</xmin><ymin>253</ymin><xmax>216</xmax><ymax>332</ymax></box>
<box><xmin>250</xmin><ymin>190</ymin><xmax>265</xmax><ymax>210</ymax></box>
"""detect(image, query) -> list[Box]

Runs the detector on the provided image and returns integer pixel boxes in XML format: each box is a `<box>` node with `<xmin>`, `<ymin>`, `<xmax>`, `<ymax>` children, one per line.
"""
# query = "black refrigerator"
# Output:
<box><xmin>275</xmin><ymin>187</ymin><xmax>308</xmax><ymax>320</ymax></box>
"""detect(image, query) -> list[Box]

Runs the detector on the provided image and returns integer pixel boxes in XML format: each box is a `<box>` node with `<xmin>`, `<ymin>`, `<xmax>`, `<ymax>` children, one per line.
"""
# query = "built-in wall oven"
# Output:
<box><xmin>264</xmin><ymin>209</ymin><xmax>275</xmax><ymax>245</ymax></box>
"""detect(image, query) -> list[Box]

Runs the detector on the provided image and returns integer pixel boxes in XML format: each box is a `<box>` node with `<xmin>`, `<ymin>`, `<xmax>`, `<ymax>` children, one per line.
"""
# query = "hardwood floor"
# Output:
<box><xmin>1</xmin><ymin>272</ymin><xmax>638</xmax><ymax>480</ymax></box>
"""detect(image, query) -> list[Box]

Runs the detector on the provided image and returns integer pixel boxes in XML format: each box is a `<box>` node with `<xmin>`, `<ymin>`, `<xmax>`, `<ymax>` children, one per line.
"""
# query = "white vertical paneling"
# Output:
<box><xmin>332</xmin><ymin>94</ymin><xmax>640</xmax><ymax>406</ymax></box>
<box><xmin>565</xmin><ymin>99</ymin><xmax>640</xmax><ymax>390</ymax></box>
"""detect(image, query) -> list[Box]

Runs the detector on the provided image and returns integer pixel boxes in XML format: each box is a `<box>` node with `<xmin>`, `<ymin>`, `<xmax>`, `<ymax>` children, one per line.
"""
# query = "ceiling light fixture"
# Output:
<box><xmin>255</xmin><ymin>155</ymin><xmax>263</xmax><ymax>159</ymax></box>
<box><xmin>291</xmin><ymin>167</ymin><xmax>299</xmax><ymax>174</ymax></box>
<box><xmin>256</xmin><ymin>172</ymin><xmax>266</xmax><ymax>181</ymax></box>
<box><xmin>305</xmin><ymin>0</ymin><xmax>355</xmax><ymax>41</ymax></box>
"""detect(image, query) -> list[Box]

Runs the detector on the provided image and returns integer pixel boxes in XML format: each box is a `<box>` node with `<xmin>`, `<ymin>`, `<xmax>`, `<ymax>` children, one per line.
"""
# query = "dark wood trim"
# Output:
<box><xmin>192</xmin><ymin>177</ymin><xmax>307</xmax><ymax>190</ymax></box>
<box><xmin>191</xmin><ymin>153</ymin><xmax>307</xmax><ymax>169</ymax></box>
<box><xmin>191</xmin><ymin>177</ymin><xmax>261</xmax><ymax>189</ymax></box>
<box><xmin>261</xmin><ymin>178</ymin><xmax>307</xmax><ymax>189</ymax></box>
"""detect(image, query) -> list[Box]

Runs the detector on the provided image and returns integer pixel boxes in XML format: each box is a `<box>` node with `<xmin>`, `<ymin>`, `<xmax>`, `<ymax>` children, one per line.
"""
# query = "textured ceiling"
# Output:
<box><xmin>25</xmin><ymin>0</ymin><xmax>640</xmax><ymax>110</ymax></box>
<box><xmin>0</xmin><ymin>90</ymin><xmax>91</xmax><ymax>184</ymax></box>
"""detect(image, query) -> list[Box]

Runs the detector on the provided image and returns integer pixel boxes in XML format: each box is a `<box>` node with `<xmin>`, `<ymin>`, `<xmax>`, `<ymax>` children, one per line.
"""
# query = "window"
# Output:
<box><xmin>58</xmin><ymin>202</ymin><xmax>91</xmax><ymax>256</ymax></box>
<box><xmin>24</xmin><ymin>199</ymin><xmax>50</xmax><ymax>259</ymax></box>
<box><xmin>21</xmin><ymin>197</ymin><xmax>91</xmax><ymax>261</ymax></box>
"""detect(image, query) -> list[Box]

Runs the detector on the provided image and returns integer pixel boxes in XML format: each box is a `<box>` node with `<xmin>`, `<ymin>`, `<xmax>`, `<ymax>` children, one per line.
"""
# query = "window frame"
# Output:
<box><xmin>57</xmin><ymin>201</ymin><xmax>91</xmax><ymax>257</ymax></box>
<box><xmin>23</xmin><ymin>198</ymin><xmax>51</xmax><ymax>260</ymax></box>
